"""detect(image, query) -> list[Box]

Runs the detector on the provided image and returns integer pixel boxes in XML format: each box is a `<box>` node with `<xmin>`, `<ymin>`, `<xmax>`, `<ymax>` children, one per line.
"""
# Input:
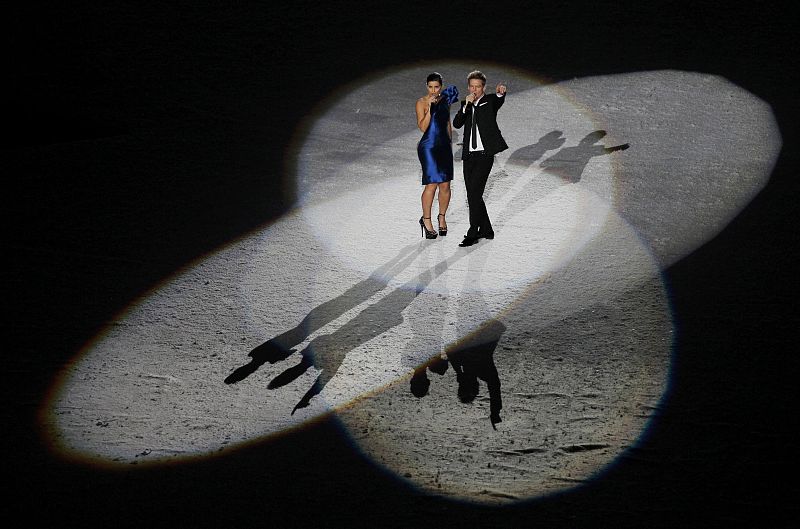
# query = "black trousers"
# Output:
<box><xmin>462</xmin><ymin>151</ymin><xmax>494</xmax><ymax>238</ymax></box>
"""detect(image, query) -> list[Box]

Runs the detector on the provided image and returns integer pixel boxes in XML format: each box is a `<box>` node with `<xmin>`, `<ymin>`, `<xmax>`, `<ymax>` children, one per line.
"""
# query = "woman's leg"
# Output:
<box><xmin>421</xmin><ymin>183</ymin><xmax>437</xmax><ymax>231</ymax></box>
<box><xmin>436</xmin><ymin>182</ymin><xmax>451</xmax><ymax>230</ymax></box>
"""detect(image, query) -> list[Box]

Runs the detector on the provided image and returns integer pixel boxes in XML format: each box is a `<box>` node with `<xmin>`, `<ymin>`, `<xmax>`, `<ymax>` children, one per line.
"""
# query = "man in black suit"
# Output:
<box><xmin>452</xmin><ymin>70</ymin><xmax>508</xmax><ymax>247</ymax></box>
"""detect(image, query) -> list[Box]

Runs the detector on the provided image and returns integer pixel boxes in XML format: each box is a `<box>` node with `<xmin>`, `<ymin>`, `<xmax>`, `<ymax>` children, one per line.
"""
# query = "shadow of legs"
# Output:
<box><xmin>410</xmin><ymin>367</ymin><xmax>431</xmax><ymax>398</ymax></box>
<box><xmin>225</xmin><ymin>339</ymin><xmax>296</xmax><ymax>384</ymax></box>
<box><xmin>268</xmin><ymin>355</ymin><xmax>313</xmax><ymax>389</ymax></box>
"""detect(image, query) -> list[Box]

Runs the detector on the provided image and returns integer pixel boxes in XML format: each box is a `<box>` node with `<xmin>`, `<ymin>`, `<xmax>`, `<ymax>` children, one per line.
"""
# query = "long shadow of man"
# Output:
<box><xmin>275</xmin><ymin>249</ymin><xmax>471</xmax><ymax>414</ymax></box>
<box><xmin>276</xmin><ymin>250</ymin><xmax>470</xmax><ymax>414</ymax></box>
<box><xmin>224</xmin><ymin>243</ymin><xmax>420</xmax><ymax>385</ymax></box>
<box><xmin>409</xmin><ymin>241</ymin><xmax>506</xmax><ymax>429</ymax></box>
<box><xmin>228</xmin><ymin>242</ymin><xmax>473</xmax><ymax>414</ymax></box>
<box><xmin>411</xmin><ymin>319</ymin><xmax>506</xmax><ymax>429</ymax></box>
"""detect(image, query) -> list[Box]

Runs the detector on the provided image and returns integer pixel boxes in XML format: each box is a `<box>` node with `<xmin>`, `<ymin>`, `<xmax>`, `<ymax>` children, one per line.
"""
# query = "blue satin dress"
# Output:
<box><xmin>418</xmin><ymin>85</ymin><xmax>459</xmax><ymax>184</ymax></box>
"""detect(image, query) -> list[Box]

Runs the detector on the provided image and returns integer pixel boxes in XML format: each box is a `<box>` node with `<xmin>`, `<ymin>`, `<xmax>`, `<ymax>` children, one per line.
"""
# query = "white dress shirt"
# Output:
<box><xmin>468</xmin><ymin>93</ymin><xmax>504</xmax><ymax>152</ymax></box>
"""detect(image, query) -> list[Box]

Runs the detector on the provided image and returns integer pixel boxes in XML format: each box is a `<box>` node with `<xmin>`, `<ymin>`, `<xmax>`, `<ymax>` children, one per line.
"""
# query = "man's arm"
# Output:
<box><xmin>453</xmin><ymin>101</ymin><xmax>468</xmax><ymax>129</ymax></box>
<box><xmin>494</xmin><ymin>83</ymin><xmax>507</xmax><ymax>110</ymax></box>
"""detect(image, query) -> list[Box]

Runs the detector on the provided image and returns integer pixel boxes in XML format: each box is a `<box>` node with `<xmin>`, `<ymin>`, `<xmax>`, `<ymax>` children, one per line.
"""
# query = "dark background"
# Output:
<box><xmin>8</xmin><ymin>2</ymin><xmax>798</xmax><ymax>527</ymax></box>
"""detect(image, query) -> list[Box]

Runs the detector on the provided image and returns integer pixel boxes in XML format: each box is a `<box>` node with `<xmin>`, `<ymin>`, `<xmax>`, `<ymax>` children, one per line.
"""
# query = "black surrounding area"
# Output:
<box><xmin>8</xmin><ymin>2</ymin><xmax>798</xmax><ymax>527</ymax></box>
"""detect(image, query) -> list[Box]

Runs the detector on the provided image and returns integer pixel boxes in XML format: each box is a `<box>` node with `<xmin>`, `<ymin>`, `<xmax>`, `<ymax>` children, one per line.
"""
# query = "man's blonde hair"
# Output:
<box><xmin>467</xmin><ymin>70</ymin><xmax>487</xmax><ymax>85</ymax></box>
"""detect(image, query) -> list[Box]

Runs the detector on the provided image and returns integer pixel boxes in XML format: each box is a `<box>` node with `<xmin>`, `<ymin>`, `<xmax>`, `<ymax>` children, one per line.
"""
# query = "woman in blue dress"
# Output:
<box><xmin>415</xmin><ymin>72</ymin><xmax>459</xmax><ymax>239</ymax></box>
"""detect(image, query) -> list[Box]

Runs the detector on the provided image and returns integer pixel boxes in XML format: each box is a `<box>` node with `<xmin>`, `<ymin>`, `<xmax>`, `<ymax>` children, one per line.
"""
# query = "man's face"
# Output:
<box><xmin>468</xmin><ymin>79</ymin><xmax>485</xmax><ymax>99</ymax></box>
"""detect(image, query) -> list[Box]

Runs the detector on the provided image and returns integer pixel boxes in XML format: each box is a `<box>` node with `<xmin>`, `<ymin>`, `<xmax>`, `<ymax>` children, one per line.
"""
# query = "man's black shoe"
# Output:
<box><xmin>478</xmin><ymin>231</ymin><xmax>495</xmax><ymax>240</ymax></box>
<box><xmin>459</xmin><ymin>236</ymin><xmax>479</xmax><ymax>247</ymax></box>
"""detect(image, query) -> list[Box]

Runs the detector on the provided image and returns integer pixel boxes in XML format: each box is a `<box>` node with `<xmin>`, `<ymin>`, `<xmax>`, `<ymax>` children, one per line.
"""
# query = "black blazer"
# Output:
<box><xmin>453</xmin><ymin>93</ymin><xmax>509</xmax><ymax>160</ymax></box>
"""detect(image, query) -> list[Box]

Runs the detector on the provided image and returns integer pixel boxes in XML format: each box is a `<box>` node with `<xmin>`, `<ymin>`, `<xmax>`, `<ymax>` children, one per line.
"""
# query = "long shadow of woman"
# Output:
<box><xmin>273</xmin><ymin>249</ymin><xmax>470</xmax><ymax>414</ymax></box>
<box><xmin>540</xmin><ymin>130</ymin><xmax>629</xmax><ymax>183</ymax></box>
<box><xmin>409</xmin><ymin>239</ymin><xmax>507</xmax><ymax>429</ymax></box>
<box><xmin>227</xmin><ymin>240</ymin><xmax>475</xmax><ymax>415</ymax></box>
<box><xmin>224</xmin><ymin>243</ymin><xmax>421</xmax><ymax>385</ymax></box>
<box><xmin>506</xmin><ymin>130</ymin><xmax>566</xmax><ymax>169</ymax></box>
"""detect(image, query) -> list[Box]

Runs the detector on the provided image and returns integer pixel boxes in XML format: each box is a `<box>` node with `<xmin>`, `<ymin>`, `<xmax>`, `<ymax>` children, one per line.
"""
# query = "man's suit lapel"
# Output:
<box><xmin>473</xmin><ymin>95</ymin><xmax>493</xmax><ymax>126</ymax></box>
<box><xmin>464</xmin><ymin>95</ymin><xmax>490</xmax><ymax>154</ymax></box>
<box><xmin>472</xmin><ymin>96</ymin><xmax>485</xmax><ymax>131</ymax></box>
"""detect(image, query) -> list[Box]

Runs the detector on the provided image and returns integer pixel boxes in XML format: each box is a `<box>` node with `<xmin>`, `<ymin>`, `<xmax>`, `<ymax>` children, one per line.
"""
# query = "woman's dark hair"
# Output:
<box><xmin>426</xmin><ymin>72</ymin><xmax>443</xmax><ymax>84</ymax></box>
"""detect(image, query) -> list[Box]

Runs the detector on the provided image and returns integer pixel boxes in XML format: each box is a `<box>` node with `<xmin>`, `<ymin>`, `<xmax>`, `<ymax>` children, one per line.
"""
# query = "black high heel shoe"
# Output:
<box><xmin>419</xmin><ymin>217</ymin><xmax>438</xmax><ymax>239</ymax></box>
<box><xmin>437</xmin><ymin>213</ymin><xmax>448</xmax><ymax>236</ymax></box>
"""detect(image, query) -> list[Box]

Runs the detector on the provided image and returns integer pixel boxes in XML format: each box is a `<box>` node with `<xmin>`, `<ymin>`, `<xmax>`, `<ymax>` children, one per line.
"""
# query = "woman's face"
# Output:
<box><xmin>426</xmin><ymin>81</ymin><xmax>442</xmax><ymax>96</ymax></box>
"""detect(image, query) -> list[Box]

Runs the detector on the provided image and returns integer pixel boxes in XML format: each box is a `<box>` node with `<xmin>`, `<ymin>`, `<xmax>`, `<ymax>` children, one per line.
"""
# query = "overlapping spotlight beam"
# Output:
<box><xmin>41</xmin><ymin>63</ymin><xmax>779</xmax><ymax>502</ymax></box>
